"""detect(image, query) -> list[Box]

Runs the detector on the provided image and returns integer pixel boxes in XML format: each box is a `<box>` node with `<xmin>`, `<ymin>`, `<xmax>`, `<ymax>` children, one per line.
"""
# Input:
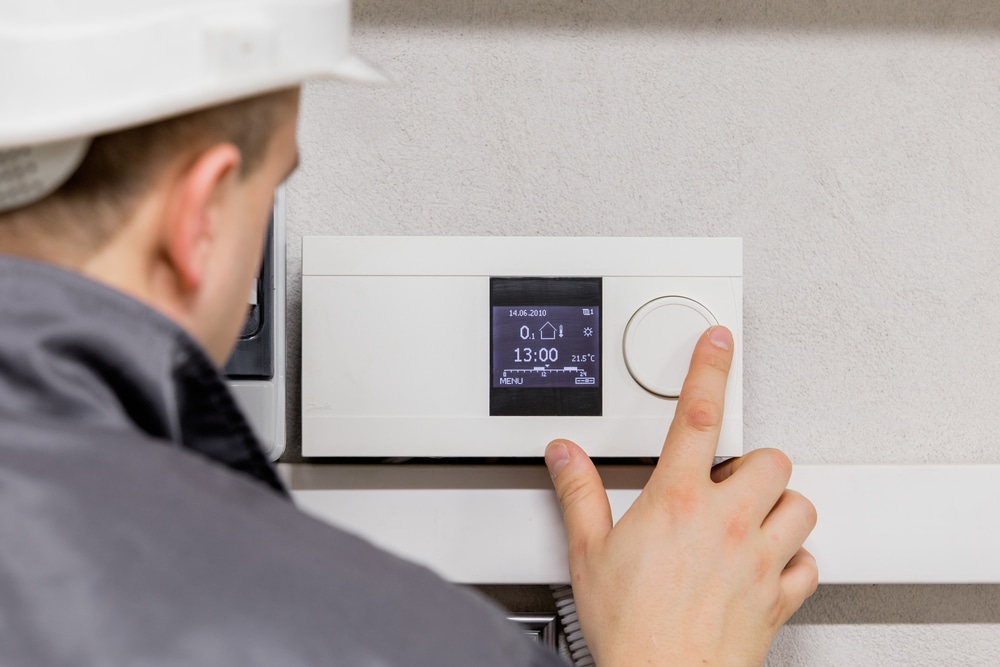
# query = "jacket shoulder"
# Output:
<box><xmin>0</xmin><ymin>422</ymin><xmax>563</xmax><ymax>667</ymax></box>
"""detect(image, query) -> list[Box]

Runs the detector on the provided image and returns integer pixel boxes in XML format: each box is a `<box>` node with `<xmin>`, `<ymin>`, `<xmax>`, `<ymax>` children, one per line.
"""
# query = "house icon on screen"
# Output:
<box><xmin>539</xmin><ymin>322</ymin><xmax>557</xmax><ymax>340</ymax></box>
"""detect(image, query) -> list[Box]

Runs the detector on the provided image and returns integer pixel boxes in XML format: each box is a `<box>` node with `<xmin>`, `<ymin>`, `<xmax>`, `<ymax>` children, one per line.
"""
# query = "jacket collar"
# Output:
<box><xmin>0</xmin><ymin>255</ymin><xmax>286</xmax><ymax>495</ymax></box>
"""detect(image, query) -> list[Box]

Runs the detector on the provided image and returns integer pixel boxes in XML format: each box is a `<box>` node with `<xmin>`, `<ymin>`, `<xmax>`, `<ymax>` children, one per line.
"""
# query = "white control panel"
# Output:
<box><xmin>301</xmin><ymin>237</ymin><xmax>742</xmax><ymax>458</ymax></box>
<box><xmin>225</xmin><ymin>188</ymin><xmax>286</xmax><ymax>460</ymax></box>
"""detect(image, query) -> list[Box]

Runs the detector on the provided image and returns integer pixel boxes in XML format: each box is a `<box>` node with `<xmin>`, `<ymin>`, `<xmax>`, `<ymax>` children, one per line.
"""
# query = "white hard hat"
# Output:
<box><xmin>0</xmin><ymin>0</ymin><xmax>387</xmax><ymax>213</ymax></box>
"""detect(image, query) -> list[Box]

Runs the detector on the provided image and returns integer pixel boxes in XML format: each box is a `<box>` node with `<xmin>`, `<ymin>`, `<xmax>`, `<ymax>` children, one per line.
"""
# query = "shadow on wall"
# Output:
<box><xmin>355</xmin><ymin>0</ymin><xmax>1000</xmax><ymax>32</ymax></box>
<box><xmin>472</xmin><ymin>585</ymin><xmax>1000</xmax><ymax>625</ymax></box>
<box><xmin>473</xmin><ymin>584</ymin><xmax>1000</xmax><ymax>625</ymax></box>
<box><xmin>791</xmin><ymin>585</ymin><xmax>1000</xmax><ymax>625</ymax></box>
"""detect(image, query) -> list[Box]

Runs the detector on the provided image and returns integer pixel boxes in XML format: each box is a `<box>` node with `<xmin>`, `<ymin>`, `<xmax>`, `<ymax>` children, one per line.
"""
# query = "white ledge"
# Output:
<box><xmin>286</xmin><ymin>464</ymin><xmax>1000</xmax><ymax>585</ymax></box>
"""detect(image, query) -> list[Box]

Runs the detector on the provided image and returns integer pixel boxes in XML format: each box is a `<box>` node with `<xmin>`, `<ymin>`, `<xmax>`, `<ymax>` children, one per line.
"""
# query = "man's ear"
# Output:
<box><xmin>164</xmin><ymin>143</ymin><xmax>242</xmax><ymax>292</ymax></box>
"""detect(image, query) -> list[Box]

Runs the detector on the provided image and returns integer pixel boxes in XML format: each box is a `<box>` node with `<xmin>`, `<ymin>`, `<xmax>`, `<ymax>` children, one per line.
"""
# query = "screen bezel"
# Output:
<box><xmin>489</xmin><ymin>277</ymin><xmax>602</xmax><ymax>417</ymax></box>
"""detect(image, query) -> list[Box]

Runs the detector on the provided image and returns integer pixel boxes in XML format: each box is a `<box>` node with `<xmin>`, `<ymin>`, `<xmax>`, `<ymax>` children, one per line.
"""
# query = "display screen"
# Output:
<box><xmin>490</xmin><ymin>277</ymin><xmax>602</xmax><ymax>417</ymax></box>
<box><xmin>491</xmin><ymin>306</ymin><xmax>601</xmax><ymax>389</ymax></box>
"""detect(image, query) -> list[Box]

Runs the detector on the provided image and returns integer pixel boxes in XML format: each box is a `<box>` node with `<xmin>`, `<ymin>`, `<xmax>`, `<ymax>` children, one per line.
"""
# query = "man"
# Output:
<box><xmin>0</xmin><ymin>1</ymin><xmax>817</xmax><ymax>665</ymax></box>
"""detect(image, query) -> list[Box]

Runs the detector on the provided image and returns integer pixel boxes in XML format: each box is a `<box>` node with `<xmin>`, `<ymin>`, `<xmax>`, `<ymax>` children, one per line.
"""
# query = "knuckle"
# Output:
<box><xmin>759</xmin><ymin>448</ymin><xmax>793</xmax><ymax>481</ymax></box>
<box><xmin>788</xmin><ymin>550</ymin><xmax>820</xmax><ymax>603</ymax></box>
<box><xmin>680</xmin><ymin>396</ymin><xmax>723</xmax><ymax>432</ymax></box>
<box><xmin>663</xmin><ymin>482</ymin><xmax>704</xmax><ymax>519</ymax></box>
<box><xmin>556</xmin><ymin>475</ymin><xmax>599</xmax><ymax>562</ymax></box>
<box><xmin>557</xmin><ymin>473</ymin><xmax>593</xmax><ymax>517</ymax></box>
<box><xmin>797</xmin><ymin>494</ymin><xmax>819</xmax><ymax>530</ymax></box>
<box><xmin>777</xmin><ymin>490</ymin><xmax>818</xmax><ymax>537</ymax></box>
<box><xmin>725</xmin><ymin>514</ymin><xmax>750</xmax><ymax>545</ymax></box>
<box><xmin>807</xmin><ymin>562</ymin><xmax>820</xmax><ymax>595</ymax></box>
<box><xmin>567</xmin><ymin>533</ymin><xmax>591</xmax><ymax>566</ymax></box>
<box><xmin>755</xmin><ymin>547</ymin><xmax>773</xmax><ymax>584</ymax></box>
<box><xmin>700</xmin><ymin>346</ymin><xmax>733</xmax><ymax>375</ymax></box>
<box><xmin>720</xmin><ymin>496</ymin><xmax>755</xmax><ymax>547</ymax></box>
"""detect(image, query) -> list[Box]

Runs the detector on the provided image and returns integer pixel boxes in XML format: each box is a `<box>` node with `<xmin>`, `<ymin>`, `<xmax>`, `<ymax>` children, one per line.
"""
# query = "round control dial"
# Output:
<box><xmin>623</xmin><ymin>296</ymin><xmax>719</xmax><ymax>399</ymax></box>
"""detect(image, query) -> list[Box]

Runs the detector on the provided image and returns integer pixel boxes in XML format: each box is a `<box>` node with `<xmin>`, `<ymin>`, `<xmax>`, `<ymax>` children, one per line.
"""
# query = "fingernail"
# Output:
<box><xmin>708</xmin><ymin>326</ymin><xmax>732</xmax><ymax>350</ymax></box>
<box><xmin>545</xmin><ymin>441</ymin><xmax>570</xmax><ymax>479</ymax></box>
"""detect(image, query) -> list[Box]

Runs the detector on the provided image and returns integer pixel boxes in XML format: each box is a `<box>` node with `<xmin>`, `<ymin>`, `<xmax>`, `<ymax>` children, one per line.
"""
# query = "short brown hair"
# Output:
<box><xmin>0</xmin><ymin>87</ymin><xmax>297</xmax><ymax>251</ymax></box>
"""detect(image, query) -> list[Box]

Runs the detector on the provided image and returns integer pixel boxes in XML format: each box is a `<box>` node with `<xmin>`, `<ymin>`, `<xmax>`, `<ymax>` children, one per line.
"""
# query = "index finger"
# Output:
<box><xmin>651</xmin><ymin>326</ymin><xmax>734</xmax><ymax>486</ymax></box>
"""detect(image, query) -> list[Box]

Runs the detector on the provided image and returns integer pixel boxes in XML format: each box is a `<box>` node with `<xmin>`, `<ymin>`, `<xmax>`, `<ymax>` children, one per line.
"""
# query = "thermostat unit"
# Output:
<box><xmin>301</xmin><ymin>237</ymin><xmax>742</xmax><ymax>458</ymax></box>
<box><xmin>224</xmin><ymin>188</ymin><xmax>286</xmax><ymax>460</ymax></box>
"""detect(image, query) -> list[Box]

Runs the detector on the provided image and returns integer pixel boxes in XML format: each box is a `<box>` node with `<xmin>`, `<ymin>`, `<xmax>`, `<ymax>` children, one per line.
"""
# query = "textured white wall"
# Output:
<box><xmin>285</xmin><ymin>1</ymin><xmax>1000</xmax><ymax>663</ymax></box>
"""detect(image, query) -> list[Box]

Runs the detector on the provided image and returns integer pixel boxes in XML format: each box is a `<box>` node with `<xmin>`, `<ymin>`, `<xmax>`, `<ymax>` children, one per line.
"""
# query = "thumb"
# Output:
<box><xmin>546</xmin><ymin>440</ymin><xmax>613</xmax><ymax>561</ymax></box>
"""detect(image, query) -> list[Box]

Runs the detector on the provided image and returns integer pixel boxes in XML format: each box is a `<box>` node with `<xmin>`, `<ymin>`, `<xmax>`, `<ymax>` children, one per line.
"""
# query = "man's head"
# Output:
<box><xmin>0</xmin><ymin>0</ymin><xmax>386</xmax><ymax>366</ymax></box>
<box><xmin>0</xmin><ymin>88</ymin><xmax>301</xmax><ymax>365</ymax></box>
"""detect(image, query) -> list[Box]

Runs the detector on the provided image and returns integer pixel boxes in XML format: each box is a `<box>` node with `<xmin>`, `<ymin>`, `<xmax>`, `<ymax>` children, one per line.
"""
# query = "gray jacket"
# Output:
<box><xmin>0</xmin><ymin>256</ymin><xmax>563</xmax><ymax>667</ymax></box>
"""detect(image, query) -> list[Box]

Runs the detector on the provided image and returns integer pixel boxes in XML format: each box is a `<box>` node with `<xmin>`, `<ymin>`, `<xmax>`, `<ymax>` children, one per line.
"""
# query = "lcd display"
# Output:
<box><xmin>491</xmin><ymin>306</ymin><xmax>600</xmax><ymax>389</ymax></box>
<box><xmin>490</xmin><ymin>277</ymin><xmax>602</xmax><ymax>417</ymax></box>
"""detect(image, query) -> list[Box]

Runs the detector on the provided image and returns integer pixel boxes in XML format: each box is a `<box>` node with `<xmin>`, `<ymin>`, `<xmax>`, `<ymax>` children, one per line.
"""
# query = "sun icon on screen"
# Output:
<box><xmin>583</xmin><ymin>327</ymin><xmax>593</xmax><ymax>337</ymax></box>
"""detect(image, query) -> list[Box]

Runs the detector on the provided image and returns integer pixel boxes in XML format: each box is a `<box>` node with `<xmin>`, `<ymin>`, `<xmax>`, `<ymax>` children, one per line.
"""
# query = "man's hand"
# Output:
<box><xmin>545</xmin><ymin>326</ymin><xmax>817</xmax><ymax>666</ymax></box>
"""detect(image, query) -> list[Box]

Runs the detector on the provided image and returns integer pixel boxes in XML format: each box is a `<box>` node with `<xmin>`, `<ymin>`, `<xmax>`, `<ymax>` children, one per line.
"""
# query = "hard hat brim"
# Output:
<box><xmin>0</xmin><ymin>1</ymin><xmax>391</xmax><ymax>148</ymax></box>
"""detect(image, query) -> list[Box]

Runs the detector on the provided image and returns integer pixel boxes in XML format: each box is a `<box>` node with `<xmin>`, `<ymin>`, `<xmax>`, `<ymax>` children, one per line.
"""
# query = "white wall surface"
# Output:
<box><xmin>284</xmin><ymin>1</ymin><xmax>1000</xmax><ymax>663</ymax></box>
